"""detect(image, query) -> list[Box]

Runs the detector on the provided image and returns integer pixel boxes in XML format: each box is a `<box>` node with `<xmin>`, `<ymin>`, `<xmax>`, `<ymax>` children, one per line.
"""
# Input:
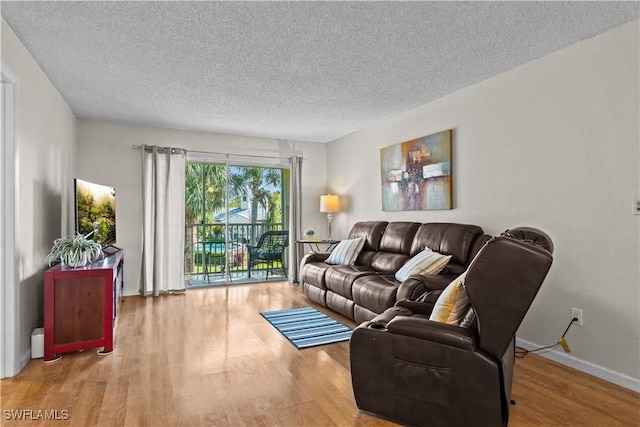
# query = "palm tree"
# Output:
<box><xmin>228</xmin><ymin>166</ymin><xmax>282</xmax><ymax>243</ymax></box>
<box><xmin>185</xmin><ymin>163</ymin><xmax>226</xmax><ymax>225</ymax></box>
<box><xmin>185</xmin><ymin>163</ymin><xmax>226</xmax><ymax>272</ymax></box>
<box><xmin>266</xmin><ymin>192</ymin><xmax>282</xmax><ymax>224</ymax></box>
<box><xmin>185</xmin><ymin>163</ymin><xmax>204</xmax><ymax>226</ymax></box>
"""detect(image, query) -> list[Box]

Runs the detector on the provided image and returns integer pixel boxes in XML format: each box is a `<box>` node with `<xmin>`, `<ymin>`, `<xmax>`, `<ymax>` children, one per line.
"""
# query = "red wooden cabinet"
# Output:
<box><xmin>43</xmin><ymin>249</ymin><xmax>123</xmax><ymax>362</ymax></box>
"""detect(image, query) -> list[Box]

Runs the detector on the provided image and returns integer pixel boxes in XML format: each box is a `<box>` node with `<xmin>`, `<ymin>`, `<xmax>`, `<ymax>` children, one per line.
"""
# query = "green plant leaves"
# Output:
<box><xmin>46</xmin><ymin>233</ymin><xmax>103</xmax><ymax>267</ymax></box>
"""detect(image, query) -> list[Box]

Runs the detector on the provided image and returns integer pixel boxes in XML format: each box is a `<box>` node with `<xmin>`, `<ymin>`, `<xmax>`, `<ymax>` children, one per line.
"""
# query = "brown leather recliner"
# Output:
<box><xmin>350</xmin><ymin>227</ymin><xmax>554</xmax><ymax>427</ymax></box>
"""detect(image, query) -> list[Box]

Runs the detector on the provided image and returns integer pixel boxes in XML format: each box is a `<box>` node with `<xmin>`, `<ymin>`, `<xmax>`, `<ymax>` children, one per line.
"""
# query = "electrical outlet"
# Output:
<box><xmin>571</xmin><ymin>307</ymin><xmax>583</xmax><ymax>326</ymax></box>
<box><xmin>635</xmin><ymin>198</ymin><xmax>640</xmax><ymax>215</ymax></box>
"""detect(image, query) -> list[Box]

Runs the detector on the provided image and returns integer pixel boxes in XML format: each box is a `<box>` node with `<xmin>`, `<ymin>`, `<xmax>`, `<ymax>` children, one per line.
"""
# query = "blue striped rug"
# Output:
<box><xmin>260</xmin><ymin>306</ymin><xmax>352</xmax><ymax>349</ymax></box>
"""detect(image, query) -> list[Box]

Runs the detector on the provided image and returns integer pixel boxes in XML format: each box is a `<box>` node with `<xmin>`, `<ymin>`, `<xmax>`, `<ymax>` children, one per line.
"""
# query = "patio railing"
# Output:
<box><xmin>184</xmin><ymin>222</ymin><xmax>284</xmax><ymax>277</ymax></box>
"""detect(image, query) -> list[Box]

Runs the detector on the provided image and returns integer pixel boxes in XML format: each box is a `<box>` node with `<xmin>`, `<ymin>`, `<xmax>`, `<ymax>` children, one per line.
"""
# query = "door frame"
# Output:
<box><xmin>1</xmin><ymin>63</ymin><xmax>20</xmax><ymax>378</ymax></box>
<box><xmin>185</xmin><ymin>153</ymin><xmax>290</xmax><ymax>286</ymax></box>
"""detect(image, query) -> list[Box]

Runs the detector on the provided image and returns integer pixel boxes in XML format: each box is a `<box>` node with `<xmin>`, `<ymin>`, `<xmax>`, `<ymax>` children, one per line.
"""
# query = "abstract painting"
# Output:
<box><xmin>380</xmin><ymin>130</ymin><xmax>452</xmax><ymax>211</ymax></box>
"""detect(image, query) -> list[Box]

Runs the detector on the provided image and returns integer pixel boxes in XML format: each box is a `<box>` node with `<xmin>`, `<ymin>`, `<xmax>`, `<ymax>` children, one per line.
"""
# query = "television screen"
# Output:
<box><xmin>74</xmin><ymin>178</ymin><xmax>116</xmax><ymax>247</ymax></box>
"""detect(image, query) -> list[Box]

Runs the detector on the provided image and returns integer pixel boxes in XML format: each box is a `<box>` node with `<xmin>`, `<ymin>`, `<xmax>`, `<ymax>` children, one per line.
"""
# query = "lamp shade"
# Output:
<box><xmin>320</xmin><ymin>194</ymin><xmax>340</xmax><ymax>213</ymax></box>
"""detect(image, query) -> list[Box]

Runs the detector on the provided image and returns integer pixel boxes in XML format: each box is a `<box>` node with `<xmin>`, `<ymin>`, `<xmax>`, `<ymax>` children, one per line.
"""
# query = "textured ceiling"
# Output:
<box><xmin>1</xmin><ymin>1</ymin><xmax>638</xmax><ymax>143</ymax></box>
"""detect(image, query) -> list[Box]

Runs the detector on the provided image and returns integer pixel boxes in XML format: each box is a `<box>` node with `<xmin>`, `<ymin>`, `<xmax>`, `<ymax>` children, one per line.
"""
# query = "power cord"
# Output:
<box><xmin>515</xmin><ymin>317</ymin><xmax>578</xmax><ymax>358</ymax></box>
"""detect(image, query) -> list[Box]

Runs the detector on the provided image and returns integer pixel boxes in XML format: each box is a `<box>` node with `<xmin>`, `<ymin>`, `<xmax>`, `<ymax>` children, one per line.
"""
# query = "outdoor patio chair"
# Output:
<box><xmin>247</xmin><ymin>230</ymin><xmax>289</xmax><ymax>279</ymax></box>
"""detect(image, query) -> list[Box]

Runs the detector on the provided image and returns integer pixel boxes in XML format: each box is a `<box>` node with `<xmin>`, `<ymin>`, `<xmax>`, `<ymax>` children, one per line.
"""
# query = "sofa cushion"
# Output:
<box><xmin>326</xmin><ymin>292</ymin><xmax>356</xmax><ymax>319</ymax></box>
<box><xmin>352</xmin><ymin>274</ymin><xmax>400</xmax><ymax>315</ymax></box>
<box><xmin>325</xmin><ymin>265</ymin><xmax>376</xmax><ymax>299</ymax></box>
<box><xmin>300</xmin><ymin>282</ymin><xmax>327</xmax><ymax>306</ymax></box>
<box><xmin>348</xmin><ymin>221</ymin><xmax>389</xmax><ymax>266</ymax></box>
<box><xmin>326</xmin><ymin>237</ymin><xmax>366</xmax><ymax>265</ymax></box>
<box><xmin>378</xmin><ymin>222</ymin><xmax>421</xmax><ymax>254</ymax></box>
<box><xmin>354</xmin><ymin>305</ymin><xmax>380</xmax><ymax>324</ymax></box>
<box><xmin>370</xmin><ymin>252</ymin><xmax>412</xmax><ymax>274</ymax></box>
<box><xmin>429</xmin><ymin>273</ymin><xmax>470</xmax><ymax>325</ymax></box>
<box><xmin>348</xmin><ymin>221</ymin><xmax>388</xmax><ymax>252</ymax></box>
<box><xmin>394</xmin><ymin>248</ymin><xmax>452</xmax><ymax>282</ymax></box>
<box><xmin>411</xmin><ymin>223</ymin><xmax>484</xmax><ymax>266</ymax></box>
<box><xmin>363</xmin><ymin>222</ymin><xmax>420</xmax><ymax>273</ymax></box>
<box><xmin>300</xmin><ymin>261</ymin><xmax>331</xmax><ymax>289</ymax></box>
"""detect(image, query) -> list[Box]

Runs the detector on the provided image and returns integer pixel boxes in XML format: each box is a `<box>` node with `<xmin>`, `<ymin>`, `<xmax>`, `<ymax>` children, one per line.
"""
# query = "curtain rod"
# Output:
<box><xmin>131</xmin><ymin>144</ymin><xmax>186</xmax><ymax>154</ymax></box>
<box><xmin>131</xmin><ymin>145</ymin><xmax>300</xmax><ymax>161</ymax></box>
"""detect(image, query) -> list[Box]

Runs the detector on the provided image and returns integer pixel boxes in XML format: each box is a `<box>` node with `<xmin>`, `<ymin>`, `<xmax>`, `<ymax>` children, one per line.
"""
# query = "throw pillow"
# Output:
<box><xmin>429</xmin><ymin>273</ymin><xmax>470</xmax><ymax>325</ymax></box>
<box><xmin>394</xmin><ymin>248</ymin><xmax>452</xmax><ymax>282</ymax></box>
<box><xmin>325</xmin><ymin>237</ymin><xmax>366</xmax><ymax>265</ymax></box>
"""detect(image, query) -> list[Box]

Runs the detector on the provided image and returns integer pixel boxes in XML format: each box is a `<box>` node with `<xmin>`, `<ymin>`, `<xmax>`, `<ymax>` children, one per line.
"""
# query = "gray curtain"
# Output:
<box><xmin>289</xmin><ymin>155</ymin><xmax>303</xmax><ymax>282</ymax></box>
<box><xmin>140</xmin><ymin>145</ymin><xmax>186</xmax><ymax>296</ymax></box>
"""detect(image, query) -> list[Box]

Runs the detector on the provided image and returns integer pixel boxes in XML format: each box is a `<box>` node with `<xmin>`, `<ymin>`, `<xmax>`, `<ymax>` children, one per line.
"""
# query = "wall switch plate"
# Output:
<box><xmin>634</xmin><ymin>198</ymin><xmax>640</xmax><ymax>215</ymax></box>
<box><xmin>571</xmin><ymin>308</ymin><xmax>583</xmax><ymax>326</ymax></box>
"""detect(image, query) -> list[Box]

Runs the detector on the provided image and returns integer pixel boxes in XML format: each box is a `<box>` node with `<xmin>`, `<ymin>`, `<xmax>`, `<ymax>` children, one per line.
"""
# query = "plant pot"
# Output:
<box><xmin>62</xmin><ymin>252</ymin><xmax>88</xmax><ymax>268</ymax></box>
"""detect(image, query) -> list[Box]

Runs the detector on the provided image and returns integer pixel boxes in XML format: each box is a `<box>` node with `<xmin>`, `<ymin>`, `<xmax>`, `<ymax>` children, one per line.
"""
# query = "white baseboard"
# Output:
<box><xmin>516</xmin><ymin>338</ymin><xmax>640</xmax><ymax>393</ymax></box>
<box><xmin>19</xmin><ymin>349</ymin><xmax>30</xmax><ymax>372</ymax></box>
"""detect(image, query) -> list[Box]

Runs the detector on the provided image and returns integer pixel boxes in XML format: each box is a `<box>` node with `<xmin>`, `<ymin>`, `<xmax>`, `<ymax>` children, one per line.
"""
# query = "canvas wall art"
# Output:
<box><xmin>380</xmin><ymin>130</ymin><xmax>452</xmax><ymax>211</ymax></box>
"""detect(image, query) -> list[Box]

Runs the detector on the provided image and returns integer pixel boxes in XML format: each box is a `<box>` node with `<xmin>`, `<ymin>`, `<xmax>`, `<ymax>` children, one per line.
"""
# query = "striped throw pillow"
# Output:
<box><xmin>429</xmin><ymin>273</ymin><xmax>470</xmax><ymax>325</ymax></box>
<box><xmin>394</xmin><ymin>248</ymin><xmax>452</xmax><ymax>282</ymax></box>
<box><xmin>325</xmin><ymin>237</ymin><xmax>366</xmax><ymax>265</ymax></box>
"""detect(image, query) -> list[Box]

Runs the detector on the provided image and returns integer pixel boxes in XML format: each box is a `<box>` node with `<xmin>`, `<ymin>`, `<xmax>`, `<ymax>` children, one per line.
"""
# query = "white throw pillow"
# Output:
<box><xmin>325</xmin><ymin>237</ymin><xmax>366</xmax><ymax>265</ymax></box>
<box><xmin>394</xmin><ymin>248</ymin><xmax>452</xmax><ymax>282</ymax></box>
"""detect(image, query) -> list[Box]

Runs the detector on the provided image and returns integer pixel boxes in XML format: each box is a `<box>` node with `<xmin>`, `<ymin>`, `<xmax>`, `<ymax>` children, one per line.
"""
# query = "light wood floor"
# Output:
<box><xmin>1</xmin><ymin>282</ymin><xmax>638</xmax><ymax>426</ymax></box>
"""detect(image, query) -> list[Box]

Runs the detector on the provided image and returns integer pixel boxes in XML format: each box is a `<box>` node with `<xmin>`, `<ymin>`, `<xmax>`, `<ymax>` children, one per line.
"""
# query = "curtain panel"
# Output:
<box><xmin>140</xmin><ymin>145</ymin><xmax>186</xmax><ymax>296</ymax></box>
<box><xmin>289</xmin><ymin>155</ymin><xmax>303</xmax><ymax>282</ymax></box>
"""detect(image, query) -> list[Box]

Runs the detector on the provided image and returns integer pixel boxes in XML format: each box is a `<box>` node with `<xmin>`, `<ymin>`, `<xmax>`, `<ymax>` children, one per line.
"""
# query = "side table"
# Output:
<box><xmin>296</xmin><ymin>238</ymin><xmax>340</xmax><ymax>253</ymax></box>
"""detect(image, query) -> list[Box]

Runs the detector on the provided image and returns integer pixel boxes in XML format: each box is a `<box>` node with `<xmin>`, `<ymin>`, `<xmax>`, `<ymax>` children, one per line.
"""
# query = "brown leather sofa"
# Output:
<box><xmin>299</xmin><ymin>221</ymin><xmax>490</xmax><ymax>323</ymax></box>
<box><xmin>349</xmin><ymin>227</ymin><xmax>554</xmax><ymax>427</ymax></box>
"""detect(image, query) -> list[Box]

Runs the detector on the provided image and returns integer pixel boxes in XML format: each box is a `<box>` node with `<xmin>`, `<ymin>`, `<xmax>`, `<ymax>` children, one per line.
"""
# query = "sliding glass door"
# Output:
<box><xmin>184</xmin><ymin>158</ymin><xmax>290</xmax><ymax>287</ymax></box>
<box><xmin>184</xmin><ymin>162</ymin><xmax>227</xmax><ymax>285</ymax></box>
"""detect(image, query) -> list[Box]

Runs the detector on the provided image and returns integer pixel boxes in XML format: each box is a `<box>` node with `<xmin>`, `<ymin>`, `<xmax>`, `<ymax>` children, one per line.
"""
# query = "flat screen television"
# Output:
<box><xmin>74</xmin><ymin>178</ymin><xmax>116</xmax><ymax>247</ymax></box>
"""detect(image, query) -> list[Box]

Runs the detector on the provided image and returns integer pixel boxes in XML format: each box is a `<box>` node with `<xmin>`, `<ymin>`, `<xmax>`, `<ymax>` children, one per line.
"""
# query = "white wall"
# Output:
<box><xmin>76</xmin><ymin>119</ymin><xmax>328</xmax><ymax>296</ymax></box>
<box><xmin>328</xmin><ymin>20</ymin><xmax>640</xmax><ymax>387</ymax></box>
<box><xmin>1</xmin><ymin>19</ymin><xmax>77</xmax><ymax>367</ymax></box>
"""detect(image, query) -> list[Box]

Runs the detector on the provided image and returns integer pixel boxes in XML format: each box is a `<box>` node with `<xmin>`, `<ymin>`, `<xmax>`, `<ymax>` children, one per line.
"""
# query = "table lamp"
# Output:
<box><xmin>320</xmin><ymin>194</ymin><xmax>340</xmax><ymax>240</ymax></box>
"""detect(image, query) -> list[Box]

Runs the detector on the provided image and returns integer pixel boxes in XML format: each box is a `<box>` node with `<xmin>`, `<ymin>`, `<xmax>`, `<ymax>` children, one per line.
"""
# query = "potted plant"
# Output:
<box><xmin>211</xmin><ymin>224</ymin><xmax>224</xmax><ymax>239</ymax></box>
<box><xmin>46</xmin><ymin>231</ymin><xmax>103</xmax><ymax>268</ymax></box>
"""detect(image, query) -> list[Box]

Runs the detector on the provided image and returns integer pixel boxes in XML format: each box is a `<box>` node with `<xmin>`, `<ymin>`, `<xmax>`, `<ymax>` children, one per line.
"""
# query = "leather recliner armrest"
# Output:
<box><xmin>396</xmin><ymin>275</ymin><xmax>429</xmax><ymax>300</ymax></box>
<box><xmin>396</xmin><ymin>274</ymin><xmax>451</xmax><ymax>301</ymax></box>
<box><xmin>387</xmin><ymin>316</ymin><xmax>477</xmax><ymax>351</ymax></box>
<box><xmin>364</xmin><ymin>306</ymin><xmax>414</xmax><ymax>326</ymax></box>
<box><xmin>299</xmin><ymin>251</ymin><xmax>330</xmax><ymax>268</ymax></box>
<box><xmin>394</xmin><ymin>291</ymin><xmax>441</xmax><ymax>315</ymax></box>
